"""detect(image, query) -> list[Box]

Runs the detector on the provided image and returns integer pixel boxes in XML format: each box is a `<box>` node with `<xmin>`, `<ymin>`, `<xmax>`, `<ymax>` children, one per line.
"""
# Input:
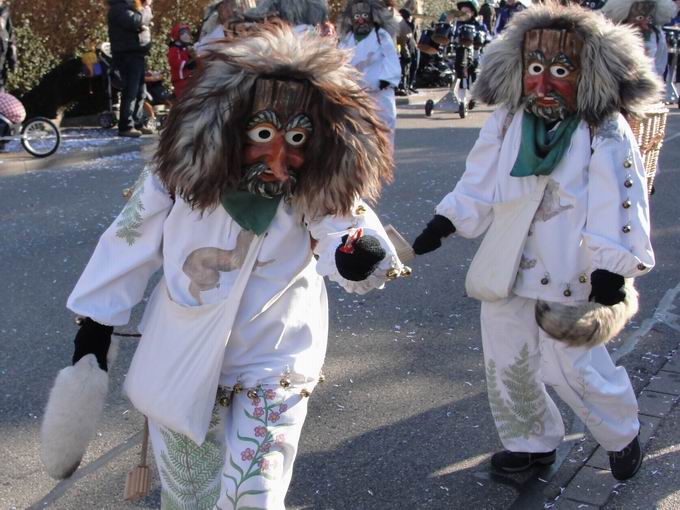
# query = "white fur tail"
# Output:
<box><xmin>40</xmin><ymin>355</ymin><xmax>109</xmax><ymax>479</ymax></box>
<box><xmin>535</xmin><ymin>280</ymin><xmax>639</xmax><ymax>347</ymax></box>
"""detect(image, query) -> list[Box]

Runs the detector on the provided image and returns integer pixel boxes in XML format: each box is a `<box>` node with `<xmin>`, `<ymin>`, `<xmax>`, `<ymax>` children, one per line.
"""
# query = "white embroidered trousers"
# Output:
<box><xmin>480</xmin><ymin>295</ymin><xmax>639</xmax><ymax>453</ymax></box>
<box><xmin>148</xmin><ymin>386</ymin><xmax>309</xmax><ymax>510</ymax></box>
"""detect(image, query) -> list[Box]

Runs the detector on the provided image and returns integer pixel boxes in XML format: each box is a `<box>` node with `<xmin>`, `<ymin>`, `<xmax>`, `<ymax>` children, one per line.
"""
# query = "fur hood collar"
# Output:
<box><xmin>601</xmin><ymin>0</ymin><xmax>677</xmax><ymax>25</ymax></box>
<box><xmin>472</xmin><ymin>2</ymin><xmax>663</xmax><ymax>126</ymax></box>
<box><xmin>154</xmin><ymin>23</ymin><xmax>393</xmax><ymax>217</ymax></box>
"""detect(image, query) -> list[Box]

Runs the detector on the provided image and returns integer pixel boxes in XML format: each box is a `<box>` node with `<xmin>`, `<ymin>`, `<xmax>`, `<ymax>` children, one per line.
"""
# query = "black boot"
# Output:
<box><xmin>491</xmin><ymin>450</ymin><xmax>556</xmax><ymax>473</ymax></box>
<box><xmin>609</xmin><ymin>435</ymin><xmax>643</xmax><ymax>481</ymax></box>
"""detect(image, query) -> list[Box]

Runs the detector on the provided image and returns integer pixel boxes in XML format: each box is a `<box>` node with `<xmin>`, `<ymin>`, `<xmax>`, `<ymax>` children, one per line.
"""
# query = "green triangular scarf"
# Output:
<box><xmin>220</xmin><ymin>191</ymin><xmax>282</xmax><ymax>235</ymax></box>
<box><xmin>510</xmin><ymin>113</ymin><xmax>580</xmax><ymax>178</ymax></box>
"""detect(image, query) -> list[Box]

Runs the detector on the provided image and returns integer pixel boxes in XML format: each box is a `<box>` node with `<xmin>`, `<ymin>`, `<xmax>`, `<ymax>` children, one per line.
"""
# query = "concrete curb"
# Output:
<box><xmin>0</xmin><ymin>139</ymin><xmax>155</xmax><ymax>177</ymax></box>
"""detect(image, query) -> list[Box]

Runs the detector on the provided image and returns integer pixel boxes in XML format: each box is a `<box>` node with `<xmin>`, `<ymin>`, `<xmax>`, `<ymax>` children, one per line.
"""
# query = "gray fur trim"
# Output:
<box><xmin>472</xmin><ymin>2</ymin><xmax>663</xmax><ymax>126</ymax></box>
<box><xmin>601</xmin><ymin>0</ymin><xmax>677</xmax><ymax>25</ymax></box>
<box><xmin>246</xmin><ymin>0</ymin><xmax>329</xmax><ymax>26</ymax></box>
<box><xmin>535</xmin><ymin>279</ymin><xmax>639</xmax><ymax>347</ymax></box>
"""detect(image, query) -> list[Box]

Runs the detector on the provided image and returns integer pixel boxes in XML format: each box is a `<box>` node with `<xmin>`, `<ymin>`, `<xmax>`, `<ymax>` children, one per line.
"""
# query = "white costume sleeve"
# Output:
<box><xmin>306</xmin><ymin>200</ymin><xmax>403</xmax><ymax>295</ymax></box>
<box><xmin>435</xmin><ymin>108</ymin><xmax>506</xmax><ymax>238</ymax></box>
<box><xmin>67</xmin><ymin>166</ymin><xmax>174</xmax><ymax>326</ymax></box>
<box><xmin>583</xmin><ymin>114</ymin><xmax>655</xmax><ymax>278</ymax></box>
<box><xmin>378</xmin><ymin>28</ymin><xmax>402</xmax><ymax>87</ymax></box>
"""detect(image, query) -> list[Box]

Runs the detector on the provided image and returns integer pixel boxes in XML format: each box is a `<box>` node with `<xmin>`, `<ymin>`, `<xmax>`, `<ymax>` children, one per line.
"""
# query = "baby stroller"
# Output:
<box><xmin>95</xmin><ymin>43</ymin><xmax>171</xmax><ymax>130</ymax></box>
<box><xmin>0</xmin><ymin>92</ymin><xmax>61</xmax><ymax>157</ymax></box>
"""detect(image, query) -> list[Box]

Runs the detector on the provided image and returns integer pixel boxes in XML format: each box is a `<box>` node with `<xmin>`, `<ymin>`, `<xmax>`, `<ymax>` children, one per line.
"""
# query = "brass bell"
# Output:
<box><xmin>75</xmin><ymin>316</ymin><xmax>85</xmax><ymax>326</ymax></box>
<box><xmin>247</xmin><ymin>389</ymin><xmax>259</xmax><ymax>400</ymax></box>
<box><xmin>386</xmin><ymin>268</ymin><xmax>400</xmax><ymax>280</ymax></box>
<box><xmin>637</xmin><ymin>263</ymin><xmax>646</xmax><ymax>271</ymax></box>
<box><xmin>624</xmin><ymin>179</ymin><xmax>633</xmax><ymax>188</ymax></box>
<box><xmin>122</xmin><ymin>187</ymin><xmax>133</xmax><ymax>199</ymax></box>
<box><xmin>280</xmin><ymin>377</ymin><xmax>291</xmax><ymax>389</ymax></box>
<box><xmin>622</xmin><ymin>224</ymin><xmax>631</xmax><ymax>234</ymax></box>
<box><xmin>563</xmin><ymin>288</ymin><xmax>572</xmax><ymax>297</ymax></box>
<box><xmin>401</xmin><ymin>266</ymin><xmax>412</xmax><ymax>277</ymax></box>
<box><xmin>219</xmin><ymin>395</ymin><xmax>231</xmax><ymax>407</ymax></box>
<box><xmin>579</xmin><ymin>275</ymin><xmax>588</xmax><ymax>284</ymax></box>
<box><xmin>623</xmin><ymin>159</ymin><xmax>632</xmax><ymax>168</ymax></box>
<box><xmin>318</xmin><ymin>372</ymin><xmax>326</xmax><ymax>383</ymax></box>
<box><xmin>354</xmin><ymin>205</ymin><xmax>367</xmax><ymax>215</ymax></box>
<box><xmin>622</xmin><ymin>199</ymin><xmax>631</xmax><ymax>209</ymax></box>
<box><xmin>300</xmin><ymin>389</ymin><xmax>311</xmax><ymax>398</ymax></box>
<box><xmin>540</xmin><ymin>277</ymin><xmax>550</xmax><ymax>285</ymax></box>
<box><xmin>233</xmin><ymin>383</ymin><xmax>243</xmax><ymax>394</ymax></box>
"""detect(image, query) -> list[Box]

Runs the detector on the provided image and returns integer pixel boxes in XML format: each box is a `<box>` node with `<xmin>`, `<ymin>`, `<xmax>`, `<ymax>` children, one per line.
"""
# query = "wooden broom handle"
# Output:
<box><xmin>140</xmin><ymin>417</ymin><xmax>149</xmax><ymax>467</ymax></box>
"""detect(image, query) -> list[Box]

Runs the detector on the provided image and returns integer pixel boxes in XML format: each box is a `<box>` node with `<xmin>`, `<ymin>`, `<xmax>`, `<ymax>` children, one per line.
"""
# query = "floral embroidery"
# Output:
<box><xmin>222</xmin><ymin>387</ymin><xmax>291</xmax><ymax>510</ymax></box>
<box><xmin>486</xmin><ymin>344</ymin><xmax>546</xmax><ymax>440</ymax></box>
<box><xmin>115</xmin><ymin>165</ymin><xmax>151</xmax><ymax>246</ymax></box>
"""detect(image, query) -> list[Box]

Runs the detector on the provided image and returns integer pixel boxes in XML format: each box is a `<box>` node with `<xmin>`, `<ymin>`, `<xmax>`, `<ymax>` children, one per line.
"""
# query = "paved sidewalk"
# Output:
<box><xmin>0</xmin><ymin>127</ymin><xmax>156</xmax><ymax>175</ymax></box>
<box><xmin>544</xmin><ymin>290</ymin><xmax>680</xmax><ymax>509</ymax></box>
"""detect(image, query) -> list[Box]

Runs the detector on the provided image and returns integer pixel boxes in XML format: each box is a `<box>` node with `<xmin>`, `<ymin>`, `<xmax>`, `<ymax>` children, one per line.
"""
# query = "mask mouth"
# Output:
<box><xmin>241</xmin><ymin>162</ymin><xmax>298</xmax><ymax>199</ymax></box>
<box><xmin>524</xmin><ymin>93</ymin><xmax>570</xmax><ymax>122</ymax></box>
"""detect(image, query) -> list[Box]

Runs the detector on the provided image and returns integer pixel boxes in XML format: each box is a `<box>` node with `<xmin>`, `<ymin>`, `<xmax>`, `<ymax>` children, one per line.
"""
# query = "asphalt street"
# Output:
<box><xmin>1</xmin><ymin>105</ymin><xmax>680</xmax><ymax>510</ymax></box>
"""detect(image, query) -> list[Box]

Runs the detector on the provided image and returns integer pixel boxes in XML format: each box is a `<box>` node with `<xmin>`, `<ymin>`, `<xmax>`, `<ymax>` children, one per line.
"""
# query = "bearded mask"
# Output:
<box><xmin>625</xmin><ymin>1</ymin><xmax>656</xmax><ymax>37</ymax></box>
<box><xmin>352</xmin><ymin>2</ymin><xmax>373</xmax><ymax>36</ymax></box>
<box><xmin>522</xmin><ymin>29</ymin><xmax>583</xmax><ymax>122</ymax></box>
<box><xmin>241</xmin><ymin>79</ymin><xmax>315</xmax><ymax>199</ymax></box>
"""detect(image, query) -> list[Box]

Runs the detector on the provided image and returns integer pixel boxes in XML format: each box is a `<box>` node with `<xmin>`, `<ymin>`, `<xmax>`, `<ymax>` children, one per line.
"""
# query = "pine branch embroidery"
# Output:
<box><xmin>486</xmin><ymin>345</ymin><xmax>546</xmax><ymax>440</ymax></box>
<box><xmin>115</xmin><ymin>166</ymin><xmax>151</xmax><ymax>246</ymax></box>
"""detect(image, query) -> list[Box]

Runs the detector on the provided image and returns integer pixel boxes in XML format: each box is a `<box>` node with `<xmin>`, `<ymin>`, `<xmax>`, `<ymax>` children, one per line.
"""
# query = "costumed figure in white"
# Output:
<box><xmin>41</xmin><ymin>24</ymin><xmax>408</xmax><ymax>509</ymax></box>
<box><xmin>602</xmin><ymin>0</ymin><xmax>678</xmax><ymax>76</ymax></box>
<box><xmin>338</xmin><ymin>0</ymin><xmax>401</xmax><ymax>149</ymax></box>
<box><xmin>413</xmin><ymin>3</ymin><xmax>660</xmax><ymax>481</ymax></box>
<box><xmin>196</xmin><ymin>0</ymin><xmax>256</xmax><ymax>50</ymax></box>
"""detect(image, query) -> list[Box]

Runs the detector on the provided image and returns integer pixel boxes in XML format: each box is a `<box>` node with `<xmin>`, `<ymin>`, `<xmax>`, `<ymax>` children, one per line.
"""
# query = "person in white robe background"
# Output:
<box><xmin>338</xmin><ymin>0</ymin><xmax>401</xmax><ymax>150</ymax></box>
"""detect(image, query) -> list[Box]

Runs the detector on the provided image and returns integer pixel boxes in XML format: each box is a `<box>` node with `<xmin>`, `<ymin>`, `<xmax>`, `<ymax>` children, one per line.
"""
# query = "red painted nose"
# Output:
<box><xmin>264</xmin><ymin>139</ymin><xmax>289</xmax><ymax>183</ymax></box>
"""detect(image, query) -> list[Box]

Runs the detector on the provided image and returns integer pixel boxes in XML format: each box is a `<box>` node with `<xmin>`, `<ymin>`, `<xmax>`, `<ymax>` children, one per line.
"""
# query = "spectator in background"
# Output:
<box><xmin>0</xmin><ymin>0</ymin><xmax>17</xmax><ymax>93</ymax></box>
<box><xmin>494</xmin><ymin>0</ymin><xmax>526</xmax><ymax>34</ymax></box>
<box><xmin>480</xmin><ymin>0</ymin><xmax>497</xmax><ymax>34</ymax></box>
<box><xmin>397</xmin><ymin>8</ymin><xmax>419</xmax><ymax>94</ymax></box>
<box><xmin>167</xmin><ymin>23</ymin><xmax>195</xmax><ymax>99</ymax></box>
<box><xmin>107</xmin><ymin>0</ymin><xmax>153</xmax><ymax>138</ymax></box>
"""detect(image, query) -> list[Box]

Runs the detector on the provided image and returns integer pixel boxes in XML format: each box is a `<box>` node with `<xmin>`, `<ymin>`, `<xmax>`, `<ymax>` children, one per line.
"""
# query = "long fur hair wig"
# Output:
<box><xmin>154</xmin><ymin>23</ymin><xmax>393</xmax><ymax>217</ymax></box>
<box><xmin>245</xmin><ymin>0</ymin><xmax>330</xmax><ymax>26</ymax></box>
<box><xmin>338</xmin><ymin>0</ymin><xmax>400</xmax><ymax>37</ymax></box>
<box><xmin>472</xmin><ymin>2</ymin><xmax>663</xmax><ymax>126</ymax></box>
<box><xmin>601</xmin><ymin>0</ymin><xmax>677</xmax><ymax>25</ymax></box>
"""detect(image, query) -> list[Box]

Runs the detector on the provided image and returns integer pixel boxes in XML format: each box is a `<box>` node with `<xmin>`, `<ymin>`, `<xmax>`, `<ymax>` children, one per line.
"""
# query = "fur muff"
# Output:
<box><xmin>535</xmin><ymin>280</ymin><xmax>639</xmax><ymax>347</ymax></box>
<box><xmin>40</xmin><ymin>355</ymin><xmax>109</xmax><ymax>479</ymax></box>
<box><xmin>338</xmin><ymin>0</ymin><xmax>401</xmax><ymax>37</ymax></box>
<box><xmin>154</xmin><ymin>23</ymin><xmax>393</xmax><ymax>218</ymax></box>
<box><xmin>245</xmin><ymin>0</ymin><xmax>329</xmax><ymax>26</ymax></box>
<box><xmin>601</xmin><ymin>0</ymin><xmax>677</xmax><ymax>25</ymax></box>
<box><xmin>472</xmin><ymin>2</ymin><xmax>663</xmax><ymax>126</ymax></box>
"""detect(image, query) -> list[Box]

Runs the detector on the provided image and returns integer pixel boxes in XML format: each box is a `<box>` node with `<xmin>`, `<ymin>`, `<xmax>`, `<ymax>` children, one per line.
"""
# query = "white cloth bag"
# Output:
<box><xmin>465</xmin><ymin>177</ymin><xmax>548</xmax><ymax>302</ymax></box>
<box><xmin>123</xmin><ymin>234</ymin><xmax>265</xmax><ymax>445</ymax></box>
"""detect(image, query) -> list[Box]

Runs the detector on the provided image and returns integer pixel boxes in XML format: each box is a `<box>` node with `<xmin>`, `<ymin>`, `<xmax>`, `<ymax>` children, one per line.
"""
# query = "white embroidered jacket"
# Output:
<box><xmin>436</xmin><ymin>108</ymin><xmax>654</xmax><ymax>303</ymax></box>
<box><xmin>67</xmin><ymin>167</ymin><xmax>402</xmax><ymax>387</ymax></box>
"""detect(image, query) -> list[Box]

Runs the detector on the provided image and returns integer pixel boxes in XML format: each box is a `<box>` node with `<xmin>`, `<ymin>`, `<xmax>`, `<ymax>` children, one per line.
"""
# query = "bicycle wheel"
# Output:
<box><xmin>21</xmin><ymin>117</ymin><xmax>61</xmax><ymax>158</ymax></box>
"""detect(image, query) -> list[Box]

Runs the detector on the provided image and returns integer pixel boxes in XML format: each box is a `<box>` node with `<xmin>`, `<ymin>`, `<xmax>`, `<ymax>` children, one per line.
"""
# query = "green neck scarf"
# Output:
<box><xmin>220</xmin><ymin>191</ymin><xmax>282</xmax><ymax>235</ymax></box>
<box><xmin>510</xmin><ymin>113</ymin><xmax>580</xmax><ymax>178</ymax></box>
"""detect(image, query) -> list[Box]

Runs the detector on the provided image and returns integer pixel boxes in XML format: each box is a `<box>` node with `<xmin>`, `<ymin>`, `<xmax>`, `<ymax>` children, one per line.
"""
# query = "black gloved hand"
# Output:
<box><xmin>72</xmin><ymin>318</ymin><xmax>114</xmax><ymax>371</ymax></box>
<box><xmin>412</xmin><ymin>215</ymin><xmax>456</xmax><ymax>255</ymax></box>
<box><xmin>589</xmin><ymin>269</ymin><xmax>626</xmax><ymax>306</ymax></box>
<box><xmin>379</xmin><ymin>79</ymin><xmax>391</xmax><ymax>90</ymax></box>
<box><xmin>335</xmin><ymin>234</ymin><xmax>386</xmax><ymax>281</ymax></box>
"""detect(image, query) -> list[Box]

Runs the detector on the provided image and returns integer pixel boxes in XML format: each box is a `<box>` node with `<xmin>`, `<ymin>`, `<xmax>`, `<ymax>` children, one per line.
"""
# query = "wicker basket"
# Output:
<box><xmin>627</xmin><ymin>104</ymin><xmax>668</xmax><ymax>194</ymax></box>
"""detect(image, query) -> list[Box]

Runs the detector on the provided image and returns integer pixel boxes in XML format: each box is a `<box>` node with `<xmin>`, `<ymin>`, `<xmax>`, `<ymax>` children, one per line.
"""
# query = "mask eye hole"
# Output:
<box><xmin>362</xmin><ymin>13</ymin><xmax>370</xmax><ymax>19</ymax></box>
<box><xmin>550</xmin><ymin>65</ymin><xmax>570</xmax><ymax>78</ymax></box>
<box><xmin>528</xmin><ymin>63</ymin><xmax>544</xmax><ymax>76</ymax></box>
<box><xmin>285</xmin><ymin>129</ymin><xmax>308</xmax><ymax>147</ymax></box>
<box><xmin>247</xmin><ymin>125</ymin><xmax>276</xmax><ymax>143</ymax></box>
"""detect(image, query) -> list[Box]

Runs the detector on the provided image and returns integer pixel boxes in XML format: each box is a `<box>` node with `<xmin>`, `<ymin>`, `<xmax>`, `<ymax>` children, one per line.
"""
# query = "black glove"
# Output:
<box><xmin>589</xmin><ymin>269</ymin><xmax>626</xmax><ymax>306</ymax></box>
<box><xmin>335</xmin><ymin>234</ymin><xmax>386</xmax><ymax>281</ymax></box>
<box><xmin>412</xmin><ymin>215</ymin><xmax>456</xmax><ymax>255</ymax></box>
<box><xmin>72</xmin><ymin>318</ymin><xmax>114</xmax><ymax>371</ymax></box>
<box><xmin>379</xmin><ymin>80</ymin><xmax>391</xmax><ymax>90</ymax></box>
